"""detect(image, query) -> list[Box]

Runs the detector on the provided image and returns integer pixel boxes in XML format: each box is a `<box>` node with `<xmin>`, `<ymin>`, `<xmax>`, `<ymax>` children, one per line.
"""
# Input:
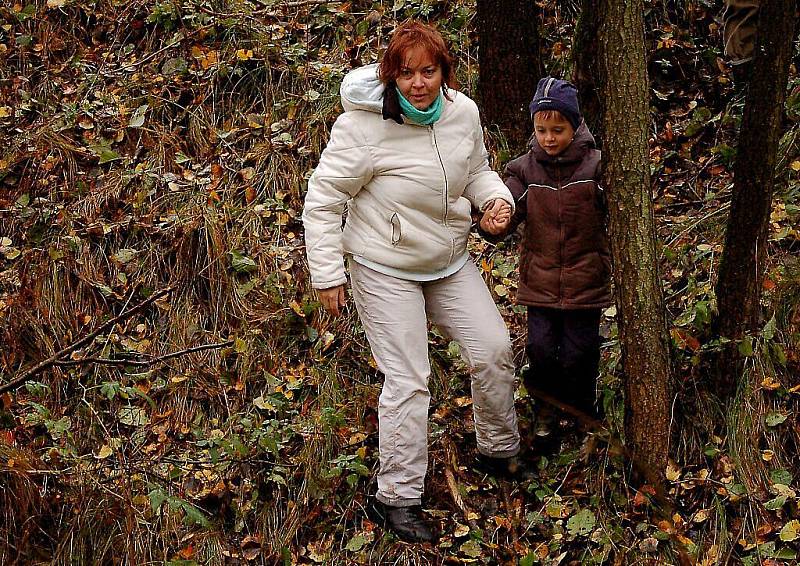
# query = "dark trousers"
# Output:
<box><xmin>524</xmin><ymin>307</ymin><xmax>602</xmax><ymax>416</ymax></box>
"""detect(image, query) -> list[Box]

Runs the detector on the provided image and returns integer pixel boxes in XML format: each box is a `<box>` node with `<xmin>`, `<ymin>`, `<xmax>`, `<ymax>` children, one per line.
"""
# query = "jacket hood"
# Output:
<box><xmin>530</xmin><ymin>120</ymin><xmax>596</xmax><ymax>164</ymax></box>
<box><xmin>340</xmin><ymin>64</ymin><xmax>385</xmax><ymax>114</ymax></box>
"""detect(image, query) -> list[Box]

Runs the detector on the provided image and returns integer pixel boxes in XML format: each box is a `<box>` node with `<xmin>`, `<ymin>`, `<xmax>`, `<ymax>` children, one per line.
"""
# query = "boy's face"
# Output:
<box><xmin>533</xmin><ymin>112</ymin><xmax>575</xmax><ymax>156</ymax></box>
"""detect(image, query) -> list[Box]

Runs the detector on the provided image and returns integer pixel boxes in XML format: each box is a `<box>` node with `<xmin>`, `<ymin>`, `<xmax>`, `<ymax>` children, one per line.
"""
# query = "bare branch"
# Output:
<box><xmin>0</xmin><ymin>286</ymin><xmax>174</xmax><ymax>395</ymax></box>
<box><xmin>52</xmin><ymin>340</ymin><xmax>235</xmax><ymax>368</ymax></box>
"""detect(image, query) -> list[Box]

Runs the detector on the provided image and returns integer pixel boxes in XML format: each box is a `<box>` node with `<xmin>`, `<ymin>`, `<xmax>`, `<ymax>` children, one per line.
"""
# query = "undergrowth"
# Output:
<box><xmin>0</xmin><ymin>0</ymin><xmax>798</xmax><ymax>564</ymax></box>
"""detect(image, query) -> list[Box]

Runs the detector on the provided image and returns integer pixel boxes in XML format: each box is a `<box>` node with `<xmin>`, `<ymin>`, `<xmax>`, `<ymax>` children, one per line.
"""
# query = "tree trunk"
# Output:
<box><xmin>572</xmin><ymin>0</ymin><xmax>603</xmax><ymax>144</ymax></box>
<box><xmin>597</xmin><ymin>0</ymin><xmax>672</xmax><ymax>485</ymax></box>
<box><xmin>714</xmin><ymin>0</ymin><xmax>797</xmax><ymax>395</ymax></box>
<box><xmin>476</xmin><ymin>0</ymin><xmax>542</xmax><ymax>154</ymax></box>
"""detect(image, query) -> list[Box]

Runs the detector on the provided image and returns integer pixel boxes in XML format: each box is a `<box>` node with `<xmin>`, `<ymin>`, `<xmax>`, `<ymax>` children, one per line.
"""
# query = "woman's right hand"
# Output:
<box><xmin>480</xmin><ymin>199</ymin><xmax>512</xmax><ymax>235</ymax></box>
<box><xmin>318</xmin><ymin>285</ymin><xmax>347</xmax><ymax>317</ymax></box>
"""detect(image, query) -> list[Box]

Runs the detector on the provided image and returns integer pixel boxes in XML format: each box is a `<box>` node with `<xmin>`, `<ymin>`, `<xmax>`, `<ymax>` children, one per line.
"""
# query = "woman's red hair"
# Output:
<box><xmin>379</xmin><ymin>20</ymin><xmax>458</xmax><ymax>92</ymax></box>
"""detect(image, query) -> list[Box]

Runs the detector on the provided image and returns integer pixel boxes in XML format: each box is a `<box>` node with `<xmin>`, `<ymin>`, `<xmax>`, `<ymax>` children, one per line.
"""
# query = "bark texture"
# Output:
<box><xmin>572</xmin><ymin>0</ymin><xmax>603</xmax><ymax>144</ymax></box>
<box><xmin>714</xmin><ymin>0</ymin><xmax>798</xmax><ymax>394</ymax></box>
<box><xmin>597</xmin><ymin>0</ymin><xmax>672</xmax><ymax>485</ymax></box>
<box><xmin>476</xmin><ymin>0</ymin><xmax>542</xmax><ymax>153</ymax></box>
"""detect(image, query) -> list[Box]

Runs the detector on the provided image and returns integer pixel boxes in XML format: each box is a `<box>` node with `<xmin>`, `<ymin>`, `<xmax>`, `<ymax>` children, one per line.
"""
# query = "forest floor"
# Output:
<box><xmin>1</xmin><ymin>0</ymin><xmax>799</xmax><ymax>564</ymax></box>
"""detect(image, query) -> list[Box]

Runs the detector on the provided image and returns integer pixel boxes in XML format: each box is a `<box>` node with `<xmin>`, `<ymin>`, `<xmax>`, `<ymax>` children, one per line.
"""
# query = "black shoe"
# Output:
<box><xmin>475</xmin><ymin>454</ymin><xmax>535</xmax><ymax>481</ymax></box>
<box><xmin>367</xmin><ymin>499</ymin><xmax>435</xmax><ymax>543</ymax></box>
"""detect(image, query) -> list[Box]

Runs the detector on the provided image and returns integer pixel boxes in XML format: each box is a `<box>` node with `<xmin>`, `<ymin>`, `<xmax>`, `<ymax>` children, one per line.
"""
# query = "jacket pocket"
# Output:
<box><xmin>390</xmin><ymin>212</ymin><xmax>402</xmax><ymax>246</ymax></box>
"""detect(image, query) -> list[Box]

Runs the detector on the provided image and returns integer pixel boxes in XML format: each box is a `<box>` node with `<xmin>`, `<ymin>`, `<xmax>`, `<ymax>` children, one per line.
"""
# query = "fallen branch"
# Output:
<box><xmin>442</xmin><ymin>437</ymin><xmax>478</xmax><ymax>530</ymax></box>
<box><xmin>0</xmin><ymin>286</ymin><xmax>174</xmax><ymax>395</ymax></box>
<box><xmin>53</xmin><ymin>340</ymin><xmax>234</xmax><ymax>368</ymax></box>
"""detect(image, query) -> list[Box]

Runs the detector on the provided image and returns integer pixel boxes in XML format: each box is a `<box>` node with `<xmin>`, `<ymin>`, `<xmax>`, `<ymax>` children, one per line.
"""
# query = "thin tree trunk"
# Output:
<box><xmin>714</xmin><ymin>0</ymin><xmax>797</xmax><ymax>395</ymax></box>
<box><xmin>572</xmin><ymin>0</ymin><xmax>603</xmax><ymax>143</ymax></box>
<box><xmin>476</xmin><ymin>0</ymin><xmax>542</xmax><ymax>154</ymax></box>
<box><xmin>597</xmin><ymin>0</ymin><xmax>672</xmax><ymax>485</ymax></box>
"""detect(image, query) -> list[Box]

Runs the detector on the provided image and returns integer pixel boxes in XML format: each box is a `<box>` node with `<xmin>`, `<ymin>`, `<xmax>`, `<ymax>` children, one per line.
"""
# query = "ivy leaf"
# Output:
<box><xmin>567</xmin><ymin>508</ymin><xmax>596</xmax><ymax>537</ymax></box>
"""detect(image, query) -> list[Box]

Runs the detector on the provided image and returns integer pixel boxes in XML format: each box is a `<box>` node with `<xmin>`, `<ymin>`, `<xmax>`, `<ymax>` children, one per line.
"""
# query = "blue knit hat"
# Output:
<box><xmin>529</xmin><ymin>77</ymin><xmax>582</xmax><ymax>131</ymax></box>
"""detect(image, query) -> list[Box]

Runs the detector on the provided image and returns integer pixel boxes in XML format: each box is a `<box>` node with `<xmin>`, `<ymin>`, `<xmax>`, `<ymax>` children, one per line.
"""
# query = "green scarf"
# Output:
<box><xmin>396</xmin><ymin>88</ymin><xmax>444</xmax><ymax>125</ymax></box>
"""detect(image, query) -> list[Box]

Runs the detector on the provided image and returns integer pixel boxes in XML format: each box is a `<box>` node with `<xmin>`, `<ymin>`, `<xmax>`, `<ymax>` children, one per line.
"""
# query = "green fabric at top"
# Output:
<box><xmin>396</xmin><ymin>88</ymin><xmax>444</xmax><ymax>125</ymax></box>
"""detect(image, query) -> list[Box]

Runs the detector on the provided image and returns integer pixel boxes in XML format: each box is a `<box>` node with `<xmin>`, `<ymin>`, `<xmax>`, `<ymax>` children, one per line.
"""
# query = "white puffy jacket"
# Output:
<box><xmin>302</xmin><ymin>64</ymin><xmax>514</xmax><ymax>290</ymax></box>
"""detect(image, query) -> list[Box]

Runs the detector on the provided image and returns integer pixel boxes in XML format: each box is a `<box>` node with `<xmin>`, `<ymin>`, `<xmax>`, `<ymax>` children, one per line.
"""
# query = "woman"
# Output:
<box><xmin>302</xmin><ymin>21</ymin><xmax>521</xmax><ymax>543</ymax></box>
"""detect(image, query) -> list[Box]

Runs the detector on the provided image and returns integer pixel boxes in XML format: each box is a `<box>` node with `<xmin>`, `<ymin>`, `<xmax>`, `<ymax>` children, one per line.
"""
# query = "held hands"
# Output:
<box><xmin>318</xmin><ymin>284</ymin><xmax>347</xmax><ymax>317</ymax></box>
<box><xmin>480</xmin><ymin>199</ymin><xmax>512</xmax><ymax>235</ymax></box>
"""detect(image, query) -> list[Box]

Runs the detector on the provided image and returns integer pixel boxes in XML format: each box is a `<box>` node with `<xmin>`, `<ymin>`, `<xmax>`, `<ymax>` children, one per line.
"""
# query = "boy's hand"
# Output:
<box><xmin>480</xmin><ymin>199</ymin><xmax>512</xmax><ymax>235</ymax></box>
<box><xmin>318</xmin><ymin>284</ymin><xmax>346</xmax><ymax>317</ymax></box>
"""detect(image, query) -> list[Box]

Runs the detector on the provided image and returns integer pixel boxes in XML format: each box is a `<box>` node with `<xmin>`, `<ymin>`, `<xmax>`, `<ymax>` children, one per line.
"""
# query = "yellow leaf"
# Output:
<box><xmin>761</xmin><ymin>449</ymin><xmax>775</xmax><ymax>462</ymax></box>
<box><xmin>454</xmin><ymin>523</ymin><xmax>470</xmax><ymax>538</ymax></box>
<box><xmin>236</xmin><ymin>49</ymin><xmax>254</xmax><ymax>60</ymax></box>
<box><xmin>791</xmin><ymin>160</ymin><xmax>800</xmax><ymax>171</ymax></box>
<box><xmin>289</xmin><ymin>300</ymin><xmax>304</xmax><ymax>317</ymax></box>
<box><xmin>761</xmin><ymin>376</ymin><xmax>781</xmax><ymax>390</ymax></box>
<box><xmin>0</xmin><ymin>106</ymin><xmax>11</xmax><ymax>118</ymax></box>
<box><xmin>780</xmin><ymin>520</ymin><xmax>800</xmax><ymax>542</ymax></box>
<box><xmin>95</xmin><ymin>444</ymin><xmax>113</xmax><ymax>459</ymax></box>
<box><xmin>666</xmin><ymin>460</ymin><xmax>681</xmax><ymax>482</ymax></box>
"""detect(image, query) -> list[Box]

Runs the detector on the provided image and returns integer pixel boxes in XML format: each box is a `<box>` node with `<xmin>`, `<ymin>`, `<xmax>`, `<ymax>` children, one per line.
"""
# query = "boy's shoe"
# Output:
<box><xmin>367</xmin><ymin>499</ymin><xmax>435</xmax><ymax>543</ymax></box>
<box><xmin>475</xmin><ymin>454</ymin><xmax>535</xmax><ymax>481</ymax></box>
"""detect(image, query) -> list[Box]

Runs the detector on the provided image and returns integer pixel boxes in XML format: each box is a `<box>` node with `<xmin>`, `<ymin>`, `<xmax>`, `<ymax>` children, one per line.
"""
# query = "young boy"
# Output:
<box><xmin>481</xmin><ymin>77</ymin><xmax>612</xmax><ymax>431</ymax></box>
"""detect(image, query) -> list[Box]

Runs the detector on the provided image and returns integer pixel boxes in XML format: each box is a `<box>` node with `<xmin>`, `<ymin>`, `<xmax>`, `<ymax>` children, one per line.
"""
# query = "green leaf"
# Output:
<box><xmin>117</xmin><ymin>406</ymin><xmax>149</xmax><ymax>427</ymax></box>
<box><xmin>765</xmin><ymin>495</ymin><xmax>787</xmax><ymax>510</ymax></box>
<box><xmin>112</xmin><ymin>248</ymin><xmax>139</xmax><ymax>264</ymax></box>
<box><xmin>771</xmin><ymin>469</ymin><xmax>793</xmax><ymax>486</ymax></box>
<box><xmin>148</xmin><ymin>486</ymin><xmax>168</xmax><ymax>513</ymax></box>
<box><xmin>180</xmin><ymin>500</ymin><xmax>210</xmax><ymax>527</ymax></box>
<box><xmin>345</xmin><ymin>534</ymin><xmax>367</xmax><ymax>552</ymax></box>
<box><xmin>459</xmin><ymin>539</ymin><xmax>482</xmax><ymax>558</ymax></box>
<box><xmin>129</xmin><ymin>104</ymin><xmax>149</xmax><ymax>128</ymax></box>
<box><xmin>162</xmin><ymin>57</ymin><xmax>188</xmax><ymax>75</ymax></box>
<box><xmin>46</xmin><ymin>416</ymin><xmax>72</xmax><ymax>439</ymax></box>
<box><xmin>765</xmin><ymin>412</ymin><xmax>787</xmax><ymax>427</ymax></box>
<box><xmin>738</xmin><ymin>336</ymin><xmax>754</xmax><ymax>357</ymax></box>
<box><xmin>230</xmin><ymin>250</ymin><xmax>257</xmax><ymax>273</ymax></box>
<box><xmin>567</xmin><ymin>508</ymin><xmax>596</xmax><ymax>537</ymax></box>
<box><xmin>520</xmin><ymin>552</ymin><xmax>536</xmax><ymax>566</ymax></box>
<box><xmin>762</xmin><ymin>315</ymin><xmax>777</xmax><ymax>341</ymax></box>
<box><xmin>97</xmin><ymin>148</ymin><xmax>121</xmax><ymax>164</ymax></box>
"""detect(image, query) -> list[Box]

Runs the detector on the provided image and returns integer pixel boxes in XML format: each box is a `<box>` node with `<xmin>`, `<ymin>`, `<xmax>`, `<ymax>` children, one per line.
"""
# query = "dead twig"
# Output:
<box><xmin>53</xmin><ymin>340</ymin><xmax>234</xmax><ymax>368</ymax></box>
<box><xmin>442</xmin><ymin>437</ymin><xmax>478</xmax><ymax>530</ymax></box>
<box><xmin>0</xmin><ymin>286</ymin><xmax>174</xmax><ymax>395</ymax></box>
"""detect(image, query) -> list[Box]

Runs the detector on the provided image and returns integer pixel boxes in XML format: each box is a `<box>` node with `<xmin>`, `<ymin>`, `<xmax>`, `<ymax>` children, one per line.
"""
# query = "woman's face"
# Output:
<box><xmin>395</xmin><ymin>46</ymin><xmax>443</xmax><ymax>111</ymax></box>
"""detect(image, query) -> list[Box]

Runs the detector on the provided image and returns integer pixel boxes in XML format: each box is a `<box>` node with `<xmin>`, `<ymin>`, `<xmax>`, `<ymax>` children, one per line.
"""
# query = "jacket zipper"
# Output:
<box><xmin>430</xmin><ymin>124</ymin><xmax>455</xmax><ymax>264</ymax></box>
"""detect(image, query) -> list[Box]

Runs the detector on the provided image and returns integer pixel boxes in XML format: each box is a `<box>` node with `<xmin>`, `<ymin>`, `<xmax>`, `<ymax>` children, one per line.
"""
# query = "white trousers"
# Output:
<box><xmin>349</xmin><ymin>260</ymin><xmax>520</xmax><ymax>507</ymax></box>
